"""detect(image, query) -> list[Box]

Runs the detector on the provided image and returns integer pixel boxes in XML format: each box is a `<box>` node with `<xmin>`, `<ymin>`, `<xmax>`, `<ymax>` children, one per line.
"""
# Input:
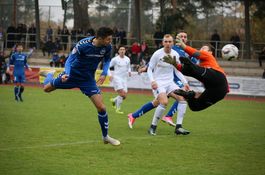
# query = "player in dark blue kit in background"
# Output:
<box><xmin>40</xmin><ymin>27</ymin><xmax>120</xmax><ymax>146</ymax></box>
<box><xmin>6</xmin><ymin>43</ymin><xmax>33</xmax><ymax>102</ymax></box>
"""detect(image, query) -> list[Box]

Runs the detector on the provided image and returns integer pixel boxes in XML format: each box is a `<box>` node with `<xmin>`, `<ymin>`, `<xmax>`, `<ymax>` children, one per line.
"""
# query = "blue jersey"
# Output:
<box><xmin>172</xmin><ymin>45</ymin><xmax>199</xmax><ymax>64</ymax></box>
<box><xmin>68</xmin><ymin>36</ymin><xmax>111</xmax><ymax>81</ymax></box>
<box><xmin>172</xmin><ymin>45</ymin><xmax>199</xmax><ymax>87</ymax></box>
<box><xmin>9</xmin><ymin>52</ymin><xmax>29</xmax><ymax>76</ymax></box>
<box><xmin>64</xmin><ymin>53</ymin><xmax>74</xmax><ymax>75</ymax></box>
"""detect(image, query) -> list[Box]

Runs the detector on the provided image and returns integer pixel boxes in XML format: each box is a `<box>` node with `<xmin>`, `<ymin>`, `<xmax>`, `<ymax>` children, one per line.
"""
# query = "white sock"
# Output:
<box><xmin>116</xmin><ymin>95</ymin><xmax>123</xmax><ymax>109</ymax></box>
<box><xmin>151</xmin><ymin>104</ymin><xmax>166</xmax><ymax>126</ymax></box>
<box><xmin>176</xmin><ymin>101</ymin><xmax>187</xmax><ymax>125</ymax></box>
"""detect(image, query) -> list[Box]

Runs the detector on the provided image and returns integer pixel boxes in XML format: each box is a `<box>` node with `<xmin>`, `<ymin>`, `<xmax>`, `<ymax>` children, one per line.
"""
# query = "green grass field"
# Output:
<box><xmin>0</xmin><ymin>86</ymin><xmax>265</xmax><ymax>175</ymax></box>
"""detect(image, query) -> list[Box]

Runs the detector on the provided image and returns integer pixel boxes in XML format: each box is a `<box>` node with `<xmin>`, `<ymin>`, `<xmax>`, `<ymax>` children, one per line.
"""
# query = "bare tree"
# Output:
<box><xmin>73</xmin><ymin>0</ymin><xmax>91</xmax><ymax>31</ymax></box>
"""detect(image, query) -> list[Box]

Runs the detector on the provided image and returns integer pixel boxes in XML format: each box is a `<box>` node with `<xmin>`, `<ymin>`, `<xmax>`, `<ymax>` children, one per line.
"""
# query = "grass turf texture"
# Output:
<box><xmin>0</xmin><ymin>86</ymin><xmax>265</xmax><ymax>175</ymax></box>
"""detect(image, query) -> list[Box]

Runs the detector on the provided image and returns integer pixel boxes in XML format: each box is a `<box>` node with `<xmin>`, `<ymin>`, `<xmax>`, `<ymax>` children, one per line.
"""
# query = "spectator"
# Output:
<box><xmin>230</xmin><ymin>32</ymin><xmax>240</xmax><ymax>50</ymax></box>
<box><xmin>6</xmin><ymin>24</ymin><xmax>16</xmax><ymax>48</ymax></box>
<box><xmin>21</xmin><ymin>24</ymin><xmax>27</xmax><ymax>43</ymax></box>
<box><xmin>28</xmin><ymin>23</ymin><xmax>36</xmax><ymax>48</ymax></box>
<box><xmin>262</xmin><ymin>69</ymin><xmax>265</xmax><ymax>79</ymax></box>
<box><xmin>61</xmin><ymin>26</ymin><xmax>70</xmax><ymax>51</ymax></box>
<box><xmin>119</xmin><ymin>28</ymin><xmax>127</xmax><ymax>46</ymax></box>
<box><xmin>0</xmin><ymin>27</ymin><xmax>4</xmax><ymax>51</ymax></box>
<box><xmin>42</xmin><ymin>38</ymin><xmax>55</xmax><ymax>57</ymax></box>
<box><xmin>57</xmin><ymin>26</ymin><xmax>62</xmax><ymax>36</ymax></box>
<box><xmin>58</xmin><ymin>52</ymin><xmax>67</xmax><ymax>67</ymax></box>
<box><xmin>77</xmin><ymin>28</ymin><xmax>84</xmax><ymax>41</ymax></box>
<box><xmin>0</xmin><ymin>51</ymin><xmax>10</xmax><ymax>84</ymax></box>
<box><xmin>86</xmin><ymin>27</ymin><xmax>95</xmax><ymax>36</ymax></box>
<box><xmin>46</xmin><ymin>25</ymin><xmax>53</xmax><ymax>41</ymax></box>
<box><xmin>49</xmin><ymin>52</ymin><xmax>60</xmax><ymax>67</ymax></box>
<box><xmin>210</xmin><ymin>29</ymin><xmax>221</xmax><ymax>57</ymax></box>
<box><xmin>130</xmin><ymin>41</ymin><xmax>141</xmax><ymax>70</ymax></box>
<box><xmin>16</xmin><ymin>23</ymin><xmax>24</xmax><ymax>42</ymax></box>
<box><xmin>153</xmin><ymin>27</ymin><xmax>164</xmax><ymax>49</ymax></box>
<box><xmin>54</xmin><ymin>37</ymin><xmax>62</xmax><ymax>51</ymax></box>
<box><xmin>140</xmin><ymin>41</ymin><xmax>148</xmax><ymax>61</ymax></box>
<box><xmin>71</xmin><ymin>28</ymin><xmax>77</xmax><ymax>43</ymax></box>
<box><xmin>112</xmin><ymin>27</ymin><xmax>119</xmax><ymax>46</ymax></box>
<box><xmin>258</xmin><ymin>47</ymin><xmax>265</xmax><ymax>67</ymax></box>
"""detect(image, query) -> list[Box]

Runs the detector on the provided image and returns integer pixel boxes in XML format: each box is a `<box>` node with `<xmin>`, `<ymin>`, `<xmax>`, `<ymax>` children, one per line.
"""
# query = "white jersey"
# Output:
<box><xmin>147</xmin><ymin>48</ymin><xmax>187</xmax><ymax>87</ymax></box>
<box><xmin>109</xmin><ymin>55</ymin><xmax>131</xmax><ymax>80</ymax></box>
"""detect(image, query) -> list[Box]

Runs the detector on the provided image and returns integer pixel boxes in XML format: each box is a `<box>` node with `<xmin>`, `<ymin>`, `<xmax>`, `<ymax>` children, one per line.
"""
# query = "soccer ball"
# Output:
<box><xmin>221</xmin><ymin>44</ymin><xmax>239</xmax><ymax>60</ymax></box>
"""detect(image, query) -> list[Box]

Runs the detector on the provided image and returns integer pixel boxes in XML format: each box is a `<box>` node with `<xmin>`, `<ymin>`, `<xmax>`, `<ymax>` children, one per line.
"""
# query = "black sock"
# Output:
<box><xmin>176</xmin><ymin>124</ymin><xmax>182</xmax><ymax>129</ymax></box>
<box><xmin>150</xmin><ymin>124</ymin><xmax>157</xmax><ymax>130</ymax></box>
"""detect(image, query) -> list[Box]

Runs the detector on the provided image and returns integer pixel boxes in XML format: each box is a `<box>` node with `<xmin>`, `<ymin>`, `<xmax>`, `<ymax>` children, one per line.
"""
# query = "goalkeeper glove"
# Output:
<box><xmin>162</xmin><ymin>55</ymin><xmax>177</xmax><ymax>67</ymax></box>
<box><xmin>175</xmin><ymin>36</ymin><xmax>186</xmax><ymax>49</ymax></box>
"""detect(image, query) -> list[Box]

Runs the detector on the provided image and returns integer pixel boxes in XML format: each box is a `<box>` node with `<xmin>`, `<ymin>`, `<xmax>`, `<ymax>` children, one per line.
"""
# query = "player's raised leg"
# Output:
<box><xmin>39</xmin><ymin>69</ymin><xmax>57</xmax><ymax>92</ymax></box>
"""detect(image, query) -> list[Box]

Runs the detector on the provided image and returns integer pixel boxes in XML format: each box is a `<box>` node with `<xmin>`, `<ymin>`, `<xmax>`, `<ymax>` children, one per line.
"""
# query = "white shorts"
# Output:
<box><xmin>152</xmin><ymin>82</ymin><xmax>179</xmax><ymax>98</ymax></box>
<box><xmin>113</xmin><ymin>78</ymin><xmax>128</xmax><ymax>92</ymax></box>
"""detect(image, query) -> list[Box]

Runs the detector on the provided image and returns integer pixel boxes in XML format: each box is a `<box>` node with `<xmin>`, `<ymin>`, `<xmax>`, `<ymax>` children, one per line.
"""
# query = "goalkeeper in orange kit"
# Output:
<box><xmin>163</xmin><ymin>37</ymin><xmax>229</xmax><ymax>111</ymax></box>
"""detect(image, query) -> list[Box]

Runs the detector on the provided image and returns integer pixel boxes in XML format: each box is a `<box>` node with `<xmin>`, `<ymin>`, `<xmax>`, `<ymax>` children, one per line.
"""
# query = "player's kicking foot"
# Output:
<box><xmin>110</xmin><ymin>98</ymin><xmax>116</xmax><ymax>109</ymax></box>
<box><xmin>174</xmin><ymin>89</ymin><xmax>195</xmax><ymax>100</ymax></box>
<box><xmin>39</xmin><ymin>69</ymin><xmax>56</xmax><ymax>77</ymax></box>
<box><xmin>128</xmin><ymin>113</ymin><xmax>135</xmax><ymax>129</ymax></box>
<box><xmin>162</xmin><ymin>116</ymin><xmax>176</xmax><ymax>127</ymax></box>
<box><xmin>175</xmin><ymin>127</ymin><xmax>190</xmax><ymax>135</ymax></box>
<box><xmin>103</xmin><ymin>135</ymin><xmax>120</xmax><ymax>146</ymax></box>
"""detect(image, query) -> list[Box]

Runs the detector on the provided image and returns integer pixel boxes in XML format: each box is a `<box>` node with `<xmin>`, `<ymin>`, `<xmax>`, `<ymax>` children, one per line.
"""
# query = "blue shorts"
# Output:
<box><xmin>14</xmin><ymin>74</ymin><xmax>25</xmax><ymax>83</ymax></box>
<box><xmin>51</xmin><ymin>73</ymin><xmax>101</xmax><ymax>97</ymax></box>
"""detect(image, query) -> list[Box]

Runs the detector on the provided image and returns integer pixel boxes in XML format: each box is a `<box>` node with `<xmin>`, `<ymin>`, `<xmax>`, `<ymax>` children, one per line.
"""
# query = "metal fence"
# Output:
<box><xmin>2</xmin><ymin>32</ymin><xmax>265</xmax><ymax>60</ymax></box>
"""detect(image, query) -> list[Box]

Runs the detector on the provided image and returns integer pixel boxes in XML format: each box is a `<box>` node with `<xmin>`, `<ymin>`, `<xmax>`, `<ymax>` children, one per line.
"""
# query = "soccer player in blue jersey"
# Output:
<box><xmin>128</xmin><ymin>32</ymin><xmax>198</xmax><ymax>135</ymax></box>
<box><xmin>6</xmin><ymin>43</ymin><xmax>32</xmax><ymax>102</ymax></box>
<box><xmin>40</xmin><ymin>27</ymin><xmax>120</xmax><ymax>146</ymax></box>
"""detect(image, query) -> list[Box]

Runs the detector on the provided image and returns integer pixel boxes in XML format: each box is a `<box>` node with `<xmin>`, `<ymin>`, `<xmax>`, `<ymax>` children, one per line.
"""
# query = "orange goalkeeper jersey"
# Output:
<box><xmin>184</xmin><ymin>46</ymin><xmax>225</xmax><ymax>75</ymax></box>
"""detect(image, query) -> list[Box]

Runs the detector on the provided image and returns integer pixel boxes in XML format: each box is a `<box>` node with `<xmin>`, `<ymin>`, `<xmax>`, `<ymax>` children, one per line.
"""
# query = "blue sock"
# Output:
<box><xmin>98</xmin><ymin>111</ymin><xmax>108</xmax><ymax>137</ymax></box>
<box><xmin>14</xmin><ymin>86</ymin><xmax>19</xmax><ymax>100</ymax></box>
<box><xmin>44</xmin><ymin>73</ymin><xmax>54</xmax><ymax>85</ymax></box>
<box><xmin>132</xmin><ymin>102</ymin><xmax>155</xmax><ymax>118</ymax></box>
<box><xmin>166</xmin><ymin>101</ymin><xmax>179</xmax><ymax>117</ymax></box>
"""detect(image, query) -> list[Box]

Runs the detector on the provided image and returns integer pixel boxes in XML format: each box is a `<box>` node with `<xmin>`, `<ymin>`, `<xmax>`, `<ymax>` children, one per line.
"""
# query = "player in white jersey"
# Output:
<box><xmin>147</xmin><ymin>34</ymin><xmax>189</xmax><ymax>135</ymax></box>
<box><xmin>109</xmin><ymin>46</ymin><xmax>131</xmax><ymax>114</ymax></box>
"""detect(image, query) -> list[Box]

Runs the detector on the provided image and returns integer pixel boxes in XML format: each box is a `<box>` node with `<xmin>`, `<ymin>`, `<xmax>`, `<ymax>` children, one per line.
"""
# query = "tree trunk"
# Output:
<box><xmin>244</xmin><ymin>0</ymin><xmax>251</xmax><ymax>59</ymax></box>
<box><xmin>160</xmin><ymin>0</ymin><xmax>165</xmax><ymax>32</ymax></box>
<box><xmin>73</xmin><ymin>0</ymin><xmax>91</xmax><ymax>31</ymax></box>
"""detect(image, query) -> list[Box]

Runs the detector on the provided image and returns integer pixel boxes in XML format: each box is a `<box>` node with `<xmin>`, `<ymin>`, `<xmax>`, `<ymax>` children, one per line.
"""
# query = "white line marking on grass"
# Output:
<box><xmin>0</xmin><ymin>135</ymin><xmax>169</xmax><ymax>151</ymax></box>
<box><xmin>0</xmin><ymin>141</ymin><xmax>97</xmax><ymax>151</ymax></box>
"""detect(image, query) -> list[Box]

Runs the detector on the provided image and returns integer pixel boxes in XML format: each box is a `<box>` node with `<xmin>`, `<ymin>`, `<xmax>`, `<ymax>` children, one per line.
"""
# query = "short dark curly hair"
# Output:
<box><xmin>96</xmin><ymin>27</ymin><xmax>113</xmax><ymax>39</ymax></box>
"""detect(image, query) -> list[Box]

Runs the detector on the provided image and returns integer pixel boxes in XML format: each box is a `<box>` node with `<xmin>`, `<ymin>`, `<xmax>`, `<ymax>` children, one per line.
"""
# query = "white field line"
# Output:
<box><xmin>0</xmin><ymin>135</ymin><xmax>168</xmax><ymax>151</ymax></box>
